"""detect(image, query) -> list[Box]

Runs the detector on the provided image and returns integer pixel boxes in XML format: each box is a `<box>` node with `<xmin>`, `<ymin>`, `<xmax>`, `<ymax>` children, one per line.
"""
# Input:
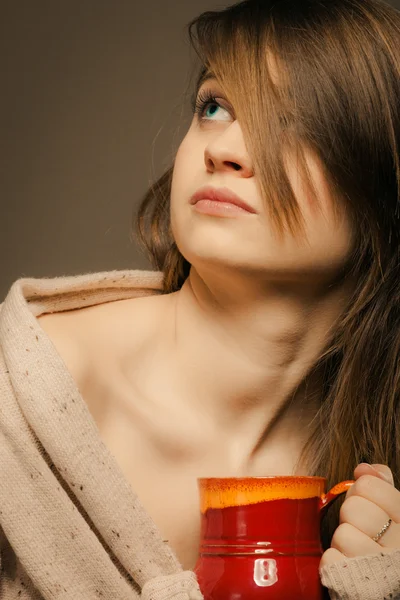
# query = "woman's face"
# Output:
<box><xmin>170</xmin><ymin>76</ymin><xmax>354</xmax><ymax>284</ymax></box>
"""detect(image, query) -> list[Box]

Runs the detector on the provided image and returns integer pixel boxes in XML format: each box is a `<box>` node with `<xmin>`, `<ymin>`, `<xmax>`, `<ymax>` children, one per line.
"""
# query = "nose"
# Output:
<box><xmin>204</xmin><ymin>121</ymin><xmax>254</xmax><ymax>178</ymax></box>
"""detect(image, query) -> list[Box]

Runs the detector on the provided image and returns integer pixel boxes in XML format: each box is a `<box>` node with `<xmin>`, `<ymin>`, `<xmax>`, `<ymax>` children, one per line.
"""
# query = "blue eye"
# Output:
<box><xmin>192</xmin><ymin>88</ymin><xmax>231</xmax><ymax>122</ymax></box>
<box><xmin>203</xmin><ymin>103</ymin><xmax>220</xmax><ymax>119</ymax></box>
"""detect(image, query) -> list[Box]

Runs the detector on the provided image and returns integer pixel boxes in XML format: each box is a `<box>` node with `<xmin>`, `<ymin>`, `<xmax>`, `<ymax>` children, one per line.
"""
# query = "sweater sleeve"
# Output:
<box><xmin>320</xmin><ymin>549</ymin><xmax>400</xmax><ymax>600</ymax></box>
<box><xmin>0</xmin><ymin>528</ymin><xmax>3</xmax><ymax>583</ymax></box>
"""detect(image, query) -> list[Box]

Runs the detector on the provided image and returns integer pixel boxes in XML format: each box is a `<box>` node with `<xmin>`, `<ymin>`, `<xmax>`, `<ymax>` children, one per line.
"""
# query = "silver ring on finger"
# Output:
<box><xmin>372</xmin><ymin>518</ymin><xmax>392</xmax><ymax>543</ymax></box>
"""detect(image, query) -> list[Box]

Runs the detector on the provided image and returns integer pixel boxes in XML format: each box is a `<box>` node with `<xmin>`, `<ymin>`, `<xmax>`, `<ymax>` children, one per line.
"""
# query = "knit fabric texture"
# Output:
<box><xmin>320</xmin><ymin>550</ymin><xmax>400</xmax><ymax>599</ymax></box>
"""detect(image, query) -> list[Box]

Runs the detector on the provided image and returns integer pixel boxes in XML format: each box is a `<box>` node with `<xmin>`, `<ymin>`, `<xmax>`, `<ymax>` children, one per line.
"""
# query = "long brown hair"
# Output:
<box><xmin>136</xmin><ymin>0</ymin><xmax>400</xmax><ymax>549</ymax></box>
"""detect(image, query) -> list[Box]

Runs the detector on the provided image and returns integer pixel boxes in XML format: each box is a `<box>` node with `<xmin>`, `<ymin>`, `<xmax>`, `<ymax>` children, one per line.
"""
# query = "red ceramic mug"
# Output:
<box><xmin>195</xmin><ymin>476</ymin><xmax>354</xmax><ymax>600</ymax></box>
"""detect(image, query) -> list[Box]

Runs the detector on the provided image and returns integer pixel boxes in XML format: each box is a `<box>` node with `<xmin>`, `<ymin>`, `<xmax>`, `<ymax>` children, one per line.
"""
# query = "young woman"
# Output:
<box><xmin>0</xmin><ymin>0</ymin><xmax>399</xmax><ymax>598</ymax></box>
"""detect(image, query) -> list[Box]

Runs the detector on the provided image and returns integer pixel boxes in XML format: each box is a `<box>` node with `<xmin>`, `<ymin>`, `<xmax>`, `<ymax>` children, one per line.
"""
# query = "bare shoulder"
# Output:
<box><xmin>37</xmin><ymin>308</ymin><xmax>87</xmax><ymax>385</ymax></box>
<box><xmin>37</xmin><ymin>293</ymin><xmax>168</xmax><ymax>389</ymax></box>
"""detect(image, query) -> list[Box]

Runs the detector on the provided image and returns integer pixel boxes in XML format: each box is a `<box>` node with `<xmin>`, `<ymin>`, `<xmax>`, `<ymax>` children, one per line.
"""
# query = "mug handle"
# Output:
<box><xmin>319</xmin><ymin>480</ymin><xmax>355</xmax><ymax>511</ymax></box>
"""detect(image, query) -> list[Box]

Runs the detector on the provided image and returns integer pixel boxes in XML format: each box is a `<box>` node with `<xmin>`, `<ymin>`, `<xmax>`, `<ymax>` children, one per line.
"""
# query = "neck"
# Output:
<box><xmin>136</xmin><ymin>266</ymin><xmax>352</xmax><ymax>462</ymax></box>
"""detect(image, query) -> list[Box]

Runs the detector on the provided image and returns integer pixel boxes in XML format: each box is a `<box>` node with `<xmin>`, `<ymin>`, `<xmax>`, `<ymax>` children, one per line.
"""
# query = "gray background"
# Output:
<box><xmin>1</xmin><ymin>0</ymin><xmax>399</xmax><ymax>298</ymax></box>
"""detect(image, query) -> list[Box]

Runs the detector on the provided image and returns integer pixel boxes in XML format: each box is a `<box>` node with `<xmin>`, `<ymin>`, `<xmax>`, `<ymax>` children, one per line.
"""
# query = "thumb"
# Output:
<box><xmin>354</xmin><ymin>463</ymin><xmax>394</xmax><ymax>485</ymax></box>
<box><xmin>371</xmin><ymin>464</ymin><xmax>394</xmax><ymax>485</ymax></box>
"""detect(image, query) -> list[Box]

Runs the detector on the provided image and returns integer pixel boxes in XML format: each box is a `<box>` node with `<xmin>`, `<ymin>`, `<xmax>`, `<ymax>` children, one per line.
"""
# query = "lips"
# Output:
<box><xmin>190</xmin><ymin>186</ymin><xmax>257</xmax><ymax>214</ymax></box>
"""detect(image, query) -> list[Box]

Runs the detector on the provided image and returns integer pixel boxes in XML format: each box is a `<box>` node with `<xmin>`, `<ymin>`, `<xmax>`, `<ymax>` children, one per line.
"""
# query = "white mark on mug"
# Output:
<box><xmin>253</xmin><ymin>558</ymin><xmax>278</xmax><ymax>587</ymax></box>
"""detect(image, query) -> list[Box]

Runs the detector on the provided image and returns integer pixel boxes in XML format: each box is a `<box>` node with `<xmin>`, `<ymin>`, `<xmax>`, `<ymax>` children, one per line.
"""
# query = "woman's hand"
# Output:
<box><xmin>320</xmin><ymin>463</ymin><xmax>400</xmax><ymax>568</ymax></box>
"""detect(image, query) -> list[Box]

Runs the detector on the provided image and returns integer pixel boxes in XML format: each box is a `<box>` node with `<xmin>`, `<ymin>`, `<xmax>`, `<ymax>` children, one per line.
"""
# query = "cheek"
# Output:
<box><xmin>170</xmin><ymin>138</ymin><xmax>193</xmax><ymax>243</ymax></box>
<box><xmin>301</xmin><ymin>184</ymin><xmax>355</xmax><ymax>265</ymax></box>
<box><xmin>171</xmin><ymin>136</ymin><xmax>195</xmax><ymax>204</ymax></box>
<box><xmin>288</xmin><ymin>192</ymin><xmax>354</xmax><ymax>271</ymax></box>
<box><xmin>170</xmin><ymin>130</ymin><xmax>204</xmax><ymax>224</ymax></box>
<box><xmin>284</xmin><ymin>149</ymin><xmax>355</xmax><ymax>262</ymax></box>
<box><xmin>308</xmin><ymin>214</ymin><xmax>354</xmax><ymax>268</ymax></box>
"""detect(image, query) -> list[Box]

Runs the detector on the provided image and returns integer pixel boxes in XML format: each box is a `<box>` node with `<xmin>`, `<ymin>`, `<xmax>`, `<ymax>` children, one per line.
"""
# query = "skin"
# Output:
<box><xmin>169</xmin><ymin>75</ymin><xmax>400</xmax><ymax>567</ymax></box>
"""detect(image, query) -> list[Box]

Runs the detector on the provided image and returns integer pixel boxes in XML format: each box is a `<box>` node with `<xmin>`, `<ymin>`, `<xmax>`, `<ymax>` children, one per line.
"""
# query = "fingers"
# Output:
<box><xmin>320</xmin><ymin>547</ymin><xmax>346</xmax><ymax>568</ymax></box>
<box><xmin>321</xmin><ymin>463</ymin><xmax>400</xmax><ymax>568</ymax></box>
<box><xmin>330</xmin><ymin>522</ymin><xmax>380</xmax><ymax>557</ymax></box>
<box><xmin>345</xmin><ymin>473</ymin><xmax>400</xmax><ymax>523</ymax></box>
<box><xmin>339</xmin><ymin>494</ymin><xmax>399</xmax><ymax>548</ymax></box>
<box><xmin>371</xmin><ymin>464</ymin><xmax>394</xmax><ymax>485</ymax></box>
<box><xmin>354</xmin><ymin>463</ymin><xmax>394</xmax><ymax>485</ymax></box>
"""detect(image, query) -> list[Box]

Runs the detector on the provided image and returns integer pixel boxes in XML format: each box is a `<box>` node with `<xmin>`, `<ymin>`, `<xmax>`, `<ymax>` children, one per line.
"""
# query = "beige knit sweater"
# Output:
<box><xmin>0</xmin><ymin>269</ymin><xmax>399</xmax><ymax>600</ymax></box>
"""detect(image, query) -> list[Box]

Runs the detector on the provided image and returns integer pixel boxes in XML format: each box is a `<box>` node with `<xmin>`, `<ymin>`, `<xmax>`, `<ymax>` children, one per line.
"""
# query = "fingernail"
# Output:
<box><xmin>359</xmin><ymin>463</ymin><xmax>392</xmax><ymax>483</ymax></box>
<box><xmin>368</xmin><ymin>464</ymin><xmax>380</xmax><ymax>472</ymax></box>
<box><xmin>359</xmin><ymin>462</ymin><xmax>379</xmax><ymax>472</ymax></box>
<box><xmin>360</xmin><ymin>463</ymin><xmax>381</xmax><ymax>472</ymax></box>
<box><xmin>371</xmin><ymin>464</ymin><xmax>394</xmax><ymax>484</ymax></box>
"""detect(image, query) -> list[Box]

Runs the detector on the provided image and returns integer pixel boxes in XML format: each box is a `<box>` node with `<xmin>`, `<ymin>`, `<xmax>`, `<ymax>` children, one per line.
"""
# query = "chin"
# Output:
<box><xmin>179</xmin><ymin>245</ymin><xmax>349</xmax><ymax>284</ymax></box>
<box><xmin>172</xmin><ymin>219</ymin><xmax>351</xmax><ymax>282</ymax></box>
